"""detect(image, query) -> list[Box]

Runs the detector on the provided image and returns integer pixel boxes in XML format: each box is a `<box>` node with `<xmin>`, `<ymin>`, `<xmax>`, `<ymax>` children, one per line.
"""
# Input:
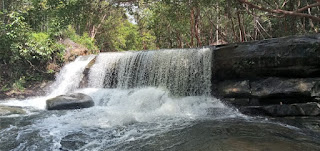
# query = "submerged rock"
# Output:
<box><xmin>46</xmin><ymin>93</ymin><xmax>94</xmax><ymax>110</ymax></box>
<box><xmin>0</xmin><ymin>105</ymin><xmax>26</xmax><ymax>116</ymax></box>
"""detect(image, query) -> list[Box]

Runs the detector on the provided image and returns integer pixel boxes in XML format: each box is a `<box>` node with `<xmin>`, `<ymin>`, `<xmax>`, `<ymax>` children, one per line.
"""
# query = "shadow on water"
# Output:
<box><xmin>114</xmin><ymin>118</ymin><xmax>320</xmax><ymax>151</ymax></box>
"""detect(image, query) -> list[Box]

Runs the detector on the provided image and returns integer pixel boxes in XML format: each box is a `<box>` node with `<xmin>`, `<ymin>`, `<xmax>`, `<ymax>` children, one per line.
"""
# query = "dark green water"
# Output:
<box><xmin>1</xmin><ymin>110</ymin><xmax>320</xmax><ymax>151</ymax></box>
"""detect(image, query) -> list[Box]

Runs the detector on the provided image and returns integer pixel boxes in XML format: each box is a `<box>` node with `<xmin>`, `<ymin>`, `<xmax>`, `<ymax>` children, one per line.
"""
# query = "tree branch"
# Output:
<box><xmin>295</xmin><ymin>2</ymin><xmax>320</xmax><ymax>13</ymax></box>
<box><xmin>237</xmin><ymin>0</ymin><xmax>320</xmax><ymax>22</ymax></box>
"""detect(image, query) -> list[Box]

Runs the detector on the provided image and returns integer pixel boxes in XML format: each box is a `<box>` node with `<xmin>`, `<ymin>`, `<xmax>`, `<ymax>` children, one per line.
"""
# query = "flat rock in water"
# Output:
<box><xmin>46</xmin><ymin>93</ymin><xmax>94</xmax><ymax>110</ymax></box>
<box><xmin>0</xmin><ymin>105</ymin><xmax>26</xmax><ymax>116</ymax></box>
<box><xmin>262</xmin><ymin>102</ymin><xmax>320</xmax><ymax>117</ymax></box>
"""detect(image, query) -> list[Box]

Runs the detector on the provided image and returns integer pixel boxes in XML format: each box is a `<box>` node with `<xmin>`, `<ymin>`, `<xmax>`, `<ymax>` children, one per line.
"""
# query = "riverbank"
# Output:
<box><xmin>0</xmin><ymin>80</ymin><xmax>52</xmax><ymax>100</ymax></box>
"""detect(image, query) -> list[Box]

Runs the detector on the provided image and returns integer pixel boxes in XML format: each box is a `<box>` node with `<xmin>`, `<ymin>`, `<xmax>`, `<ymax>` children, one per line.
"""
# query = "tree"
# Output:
<box><xmin>237</xmin><ymin>0</ymin><xmax>320</xmax><ymax>22</ymax></box>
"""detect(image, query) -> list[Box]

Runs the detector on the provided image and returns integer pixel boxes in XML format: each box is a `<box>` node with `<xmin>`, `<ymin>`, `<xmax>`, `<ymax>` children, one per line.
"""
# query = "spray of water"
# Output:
<box><xmin>0</xmin><ymin>87</ymin><xmax>240</xmax><ymax>150</ymax></box>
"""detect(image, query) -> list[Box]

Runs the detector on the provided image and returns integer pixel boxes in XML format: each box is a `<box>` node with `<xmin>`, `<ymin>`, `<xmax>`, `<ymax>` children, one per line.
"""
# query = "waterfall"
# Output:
<box><xmin>0</xmin><ymin>48</ymin><xmax>248</xmax><ymax>151</ymax></box>
<box><xmin>0</xmin><ymin>48</ymin><xmax>214</xmax><ymax>109</ymax></box>
<box><xmin>88</xmin><ymin>48</ymin><xmax>213</xmax><ymax>96</ymax></box>
<box><xmin>48</xmin><ymin>55</ymin><xmax>96</xmax><ymax>96</ymax></box>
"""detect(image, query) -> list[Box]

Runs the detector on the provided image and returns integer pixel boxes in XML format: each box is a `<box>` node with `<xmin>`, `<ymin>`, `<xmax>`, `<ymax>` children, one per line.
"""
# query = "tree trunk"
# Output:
<box><xmin>190</xmin><ymin>5</ymin><xmax>195</xmax><ymax>47</ymax></box>
<box><xmin>237</xmin><ymin>12</ymin><xmax>245</xmax><ymax>42</ymax></box>
<box><xmin>194</xmin><ymin>6</ymin><xmax>201</xmax><ymax>47</ymax></box>
<box><xmin>177</xmin><ymin>33</ymin><xmax>183</xmax><ymax>48</ymax></box>
<box><xmin>90</xmin><ymin>14</ymin><xmax>107</xmax><ymax>40</ymax></box>
<box><xmin>226</xmin><ymin>1</ymin><xmax>238</xmax><ymax>41</ymax></box>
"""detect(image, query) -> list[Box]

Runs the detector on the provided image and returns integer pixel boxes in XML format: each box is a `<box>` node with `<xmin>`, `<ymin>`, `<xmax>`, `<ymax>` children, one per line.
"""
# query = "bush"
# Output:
<box><xmin>63</xmin><ymin>26</ymin><xmax>98</xmax><ymax>53</ymax></box>
<box><xmin>12</xmin><ymin>76</ymin><xmax>26</xmax><ymax>91</ymax></box>
<box><xmin>22</xmin><ymin>32</ymin><xmax>55</xmax><ymax>60</ymax></box>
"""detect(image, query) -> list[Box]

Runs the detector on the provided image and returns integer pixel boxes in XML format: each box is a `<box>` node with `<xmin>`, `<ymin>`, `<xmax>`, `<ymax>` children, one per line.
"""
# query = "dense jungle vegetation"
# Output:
<box><xmin>0</xmin><ymin>0</ymin><xmax>320</xmax><ymax>92</ymax></box>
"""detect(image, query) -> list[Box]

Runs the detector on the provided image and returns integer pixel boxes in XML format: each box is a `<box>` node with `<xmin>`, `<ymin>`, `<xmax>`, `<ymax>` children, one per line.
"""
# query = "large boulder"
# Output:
<box><xmin>46</xmin><ymin>93</ymin><xmax>94</xmax><ymax>110</ymax></box>
<box><xmin>213</xmin><ymin>34</ymin><xmax>320</xmax><ymax>80</ymax></box>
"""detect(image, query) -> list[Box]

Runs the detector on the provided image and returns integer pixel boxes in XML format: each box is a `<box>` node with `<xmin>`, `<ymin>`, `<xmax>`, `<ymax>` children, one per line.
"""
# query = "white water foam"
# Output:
<box><xmin>17</xmin><ymin>87</ymin><xmax>241</xmax><ymax>150</ymax></box>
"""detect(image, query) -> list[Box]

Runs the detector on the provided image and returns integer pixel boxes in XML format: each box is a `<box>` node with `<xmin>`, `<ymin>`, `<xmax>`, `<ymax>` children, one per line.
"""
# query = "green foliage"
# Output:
<box><xmin>23</xmin><ymin>32</ymin><xmax>55</xmax><ymax>60</ymax></box>
<box><xmin>108</xmin><ymin>20</ymin><xmax>156</xmax><ymax>51</ymax></box>
<box><xmin>95</xmin><ymin>9</ymin><xmax>156</xmax><ymax>51</ymax></box>
<box><xmin>1</xmin><ymin>85</ymin><xmax>10</xmax><ymax>92</ymax></box>
<box><xmin>12</xmin><ymin>76</ymin><xmax>26</xmax><ymax>91</ymax></box>
<box><xmin>63</xmin><ymin>26</ymin><xmax>98</xmax><ymax>52</ymax></box>
<box><xmin>1</xmin><ymin>0</ymin><xmax>319</xmax><ymax>93</ymax></box>
<box><xmin>0</xmin><ymin>11</ymin><xmax>30</xmax><ymax>63</ymax></box>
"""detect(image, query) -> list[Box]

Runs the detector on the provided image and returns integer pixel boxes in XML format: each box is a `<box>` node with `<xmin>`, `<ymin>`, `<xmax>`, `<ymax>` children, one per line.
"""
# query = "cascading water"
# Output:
<box><xmin>89</xmin><ymin>48</ymin><xmax>212</xmax><ymax>96</ymax></box>
<box><xmin>1</xmin><ymin>48</ymin><xmax>320</xmax><ymax>151</ymax></box>
<box><xmin>49</xmin><ymin>55</ymin><xmax>96</xmax><ymax>96</ymax></box>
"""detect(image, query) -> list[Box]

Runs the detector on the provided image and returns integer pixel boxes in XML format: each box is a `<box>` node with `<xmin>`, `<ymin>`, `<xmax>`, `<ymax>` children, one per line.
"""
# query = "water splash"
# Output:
<box><xmin>0</xmin><ymin>87</ymin><xmax>241</xmax><ymax>150</ymax></box>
